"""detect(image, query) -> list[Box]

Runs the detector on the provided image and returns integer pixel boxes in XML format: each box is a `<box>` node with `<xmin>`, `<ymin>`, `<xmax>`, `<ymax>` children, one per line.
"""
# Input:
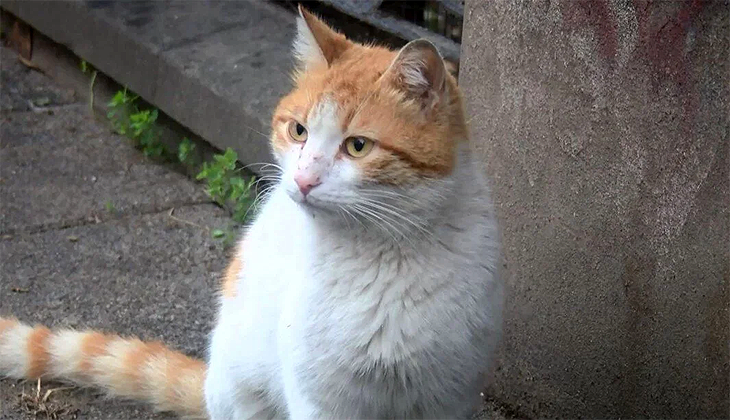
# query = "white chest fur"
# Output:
<box><xmin>206</xmin><ymin>166</ymin><xmax>503</xmax><ymax>419</ymax></box>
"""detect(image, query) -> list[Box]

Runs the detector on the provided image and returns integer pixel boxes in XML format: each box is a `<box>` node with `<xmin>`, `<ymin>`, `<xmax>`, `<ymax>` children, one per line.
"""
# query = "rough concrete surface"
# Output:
<box><xmin>0</xmin><ymin>46</ymin><xmax>230</xmax><ymax>419</ymax></box>
<box><xmin>1</xmin><ymin>0</ymin><xmax>295</xmax><ymax>169</ymax></box>
<box><xmin>0</xmin><ymin>104</ymin><xmax>210</xmax><ymax>234</ymax></box>
<box><xmin>460</xmin><ymin>1</ymin><xmax>729</xmax><ymax>419</ymax></box>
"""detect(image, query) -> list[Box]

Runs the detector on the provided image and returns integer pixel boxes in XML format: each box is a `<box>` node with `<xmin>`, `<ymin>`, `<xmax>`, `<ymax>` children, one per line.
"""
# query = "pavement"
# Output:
<box><xmin>0</xmin><ymin>45</ymin><xmax>230</xmax><ymax>419</ymax></box>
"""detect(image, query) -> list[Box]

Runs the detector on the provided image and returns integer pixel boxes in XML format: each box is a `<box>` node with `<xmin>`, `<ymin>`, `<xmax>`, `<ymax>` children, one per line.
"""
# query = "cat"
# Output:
<box><xmin>0</xmin><ymin>6</ymin><xmax>503</xmax><ymax>419</ymax></box>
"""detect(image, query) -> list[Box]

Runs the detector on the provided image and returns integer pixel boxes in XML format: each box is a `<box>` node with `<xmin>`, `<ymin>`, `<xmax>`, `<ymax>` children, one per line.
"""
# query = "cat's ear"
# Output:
<box><xmin>383</xmin><ymin>39</ymin><xmax>448</xmax><ymax>111</ymax></box>
<box><xmin>294</xmin><ymin>5</ymin><xmax>351</xmax><ymax>70</ymax></box>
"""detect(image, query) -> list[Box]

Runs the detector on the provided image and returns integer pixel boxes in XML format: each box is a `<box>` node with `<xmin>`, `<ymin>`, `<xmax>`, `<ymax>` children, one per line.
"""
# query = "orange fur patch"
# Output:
<box><xmin>222</xmin><ymin>245</ymin><xmax>244</xmax><ymax>298</ymax></box>
<box><xmin>123</xmin><ymin>340</ymin><xmax>165</xmax><ymax>391</ymax></box>
<box><xmin>0</xmin><ymin>318</ymin><xmax>17</xmax><ymax>337</ymax></box>
<box><xmin>164</xmin><ymin>350</ymin><xmax>207</xmax><ymax>411</ymax></box>
<box><xmin>271</xmin><ymin>13</ymin><xmax>467</xmax><ymax>184</ymax></box>
<box><xmin>27</xmin><ymin>326</ymin><xmax>51</xmax><ymax>378</ymax></box>
<box><xmin>79</xmin><ymin>332</ymin><xmax>110</xmax><ymax>375</ymax></box>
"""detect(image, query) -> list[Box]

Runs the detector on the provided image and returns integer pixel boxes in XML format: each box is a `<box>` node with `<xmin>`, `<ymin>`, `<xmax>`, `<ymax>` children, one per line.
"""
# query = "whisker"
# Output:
<box><xmin>240</xmin><ymin>126</ymin><xmax>272</xmax><ymax>142</ymax></box>
<box><xmin>351</xmin><ymin>203</ymin><xmax>401</xmax><ymax>244</ymax></box>
<box><xmin>350</xmin><ymin>82</ymin><xmax>382</xmax><ymax>127</ymax></box>
<box><xmin>357</xmin><ymin>190</ymin><xmax>422</xmax><ymax>205</ymax></box>
<box><xmin>358</xmin><ymin>187</ymin><xmax>448</xmax><ymax>206</ymax></box>
<box><xmin>358</xmin><ymin>199</ymin><xmax>430</xmax><ymax>237</ymax></box>
<box><xmin>252</xmin><ymin>184</ymin><xmax>278</xmax><ymax>212</ymax></box>
<box><xmin>352</xmin><ymin>203</ymin><xmax>415</xmax><ymax>248</ymax></box>
<box><xmin>336</xmin><ymin>205</ymin><xmax>357</xmax><ymax>230</ymax></box>
<box><xmin>256</xmin><ymin>176</ymin><xmax>282</xmax><ymax>184</ymax></box>
<box><xmin>341</xmin><ymin>205</ymin><xmax>365</xmax><ymax>229</ymax></box>
<box><xmin>242</xmin><ymin>161</ymin><xmax>282</xmax><ymax>170</ymax></box>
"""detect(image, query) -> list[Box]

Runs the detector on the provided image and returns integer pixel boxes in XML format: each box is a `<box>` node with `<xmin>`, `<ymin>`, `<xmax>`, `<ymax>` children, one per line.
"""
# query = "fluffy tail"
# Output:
<box><xmin>0</xmin><ymin>317</ymin><xmax>207</xmax><ymax>418</ymax></box>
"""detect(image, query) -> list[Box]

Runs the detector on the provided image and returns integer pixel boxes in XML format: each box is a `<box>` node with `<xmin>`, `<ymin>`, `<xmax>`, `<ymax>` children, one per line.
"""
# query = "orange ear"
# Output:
<box><xmin>382</xmin><ymin>39</ymin><xmax>447</xmax><ymax>111</ymax></box>
<box><xmin>294</xmin><ymin>5</ymin><xmax>352</xmax><ymax>69</ymax></box>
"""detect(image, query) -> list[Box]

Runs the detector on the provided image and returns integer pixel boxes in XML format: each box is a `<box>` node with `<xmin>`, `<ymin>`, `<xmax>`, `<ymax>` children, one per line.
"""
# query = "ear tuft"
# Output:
<box><xmin>293</xmin><ymin>5</ymin><xmax>351</xmax><ymax>70</ymax></box>
<box><xmin>385</xmin><ymin>39</ymin><xmax>447</xmax><ymax>110</ymax></box>
<box><xmin>293</xmin><ymin>5</ymin><xmax>327</xmax><ymax>69</ymax></box>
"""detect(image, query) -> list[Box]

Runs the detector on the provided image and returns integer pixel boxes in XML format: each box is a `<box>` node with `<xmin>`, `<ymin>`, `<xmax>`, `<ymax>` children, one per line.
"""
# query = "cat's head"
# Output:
<box><xmin>270</xmin><ymin>6</ymin><xmax>468</xmax><ymax>232</ymax></box>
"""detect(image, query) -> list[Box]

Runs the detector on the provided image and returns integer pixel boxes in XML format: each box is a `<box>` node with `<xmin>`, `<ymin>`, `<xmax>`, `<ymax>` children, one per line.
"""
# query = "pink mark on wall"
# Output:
<box><xmin>561</xmin><ymin>0</ymin><xmax>618</xmax><ymax>66</ymax></box>
<box><xmin>561</xmin><ymin>0</ymin><xmax>706</xmax><ymax>130</ymax></box>
<box><xmin>559</xmin><ymin>0</ymin><xmax>715</xmax><ymax>261</ymax></box>
<box><xmin>560</xmin><ymin>0</ymin><xmax>705</xmax><ymax>84</ymax></box>
<box><xmin>635</xmin><ymin>0</ymin><xmax>705</xmax><ymax>85</ymax></box>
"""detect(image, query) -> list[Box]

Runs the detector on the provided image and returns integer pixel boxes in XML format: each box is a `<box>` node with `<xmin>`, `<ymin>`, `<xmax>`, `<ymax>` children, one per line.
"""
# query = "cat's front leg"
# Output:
<box><xmin>205</xmin><ymin>317</ymin><xmax>277</xmax><ymax>420</ymax></box>
<box><xmin>205</xmin><ymin>348</ymin><xmax>276</xmax><ymax>420</ymax></box>
<box><xmin>205</xmin><ymin>389</ymin><xmax>274</xmax><ymax>420</ymax></box>
<box><xmin>280</xmin><ymin>340</ymin><xmax>328</xmax><ymax>420</ymax></box>
<box><xmin>203</xmin><ymin>356</ymin><xmax>237</xmax><ymax>419</ymax></box>
<box><xmin>282</xmin><ymin>368</ymin><xmax>326</xmax><ymax>420</ymax></box>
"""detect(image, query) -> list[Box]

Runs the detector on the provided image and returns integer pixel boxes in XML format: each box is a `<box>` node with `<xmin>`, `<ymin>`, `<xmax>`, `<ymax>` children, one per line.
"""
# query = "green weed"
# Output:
<box><xmin>196</xmin><ymin>147</ymin><xmax>256</xmax><ymax>224</ymax></box>
<box><xmin>80</xmin><ymin>59</ymin><xmax>98</xmax><ymax>113</ymax></box>
<box><xmin>130</xmin><ymin>109</ymin><xmax>165</xmax><ymax>157</ymax></box>
<box><xmin>211</xmin><ymin>223</ymin><xmax>239</xmax><ymax>247</ymax></box>
<box><xmin>177</xmin><ymin>137</ymin><xmax>197</xmax><ymax>167</ymax></box>
<box><xmin>106</xmin><ymin>89</ymin><xmax>167</xmax><ymax>158</ymax></box>
<box><xmin>107</xmin><ymin>89</ymin><xmax>258</xmax><ymax>243</ymax></box>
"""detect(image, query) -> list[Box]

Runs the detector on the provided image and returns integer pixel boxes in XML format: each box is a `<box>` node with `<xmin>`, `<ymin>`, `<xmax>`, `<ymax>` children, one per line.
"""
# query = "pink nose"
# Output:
<box><xmin>294</xmin><ymin>173</ymin><xmax>321</xmax><ymax>196</ymax></box>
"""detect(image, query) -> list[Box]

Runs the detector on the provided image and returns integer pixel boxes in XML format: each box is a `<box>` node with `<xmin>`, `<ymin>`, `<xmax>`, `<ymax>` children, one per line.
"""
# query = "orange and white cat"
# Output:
<box><xmin>0</xmin><ymin>7</ymin><xmax>503</xmax><ymax>419</ymax></box>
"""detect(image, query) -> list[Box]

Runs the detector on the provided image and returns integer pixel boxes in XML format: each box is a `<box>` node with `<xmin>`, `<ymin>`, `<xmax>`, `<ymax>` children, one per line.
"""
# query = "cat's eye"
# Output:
<box><xmin>344</xmin><ymin>137</ymin><xmax>374</xmax><ymax>158</ymax></box>
<box><xmin>287</xmin><ymin>120</ymin><xmax>308</xmax><ymax>142</ymax></box>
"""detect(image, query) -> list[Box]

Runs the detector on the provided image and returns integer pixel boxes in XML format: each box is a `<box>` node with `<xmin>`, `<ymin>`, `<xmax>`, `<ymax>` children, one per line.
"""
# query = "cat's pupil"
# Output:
<box><xmin>354</xmin><ymin>138</ymin><xmax>365</xmax><ymax>151</ymax></box>
<box><xmin>296</xmin><ymin>124</ymin><xmax>305</xmax><ymax>136</ymax></box>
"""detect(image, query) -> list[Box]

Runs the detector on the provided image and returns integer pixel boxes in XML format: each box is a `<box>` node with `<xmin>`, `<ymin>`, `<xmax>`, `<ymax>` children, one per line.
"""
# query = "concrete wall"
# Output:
<box><xmin>460</xmin><ymin>1</ymin><xmax>728</xmax><ymax>418</ymax></box>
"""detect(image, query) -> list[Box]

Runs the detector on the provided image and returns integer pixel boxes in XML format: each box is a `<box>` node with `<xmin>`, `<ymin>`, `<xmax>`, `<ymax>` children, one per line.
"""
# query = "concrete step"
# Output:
<box><xmin>2</xmin><ymin>0</ymin><xmax>299</xmax><ymax>168</ymax></box>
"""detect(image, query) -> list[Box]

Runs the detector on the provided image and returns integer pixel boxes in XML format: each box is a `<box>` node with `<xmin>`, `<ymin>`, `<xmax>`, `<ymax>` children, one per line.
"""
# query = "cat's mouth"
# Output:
<box><xmin>287</xmin><ymin>189</ymin><xmax>346</xmax><ymax>217</ymax></box>
<box><xmin>286</xmin><ymin>187</ymin><xmax>325</xmax><ymax>209</ymax></box>
<box><xmin>296</xmin><ymin>195</ymin><xmax>334</xmax><ymax>212</ymax></box>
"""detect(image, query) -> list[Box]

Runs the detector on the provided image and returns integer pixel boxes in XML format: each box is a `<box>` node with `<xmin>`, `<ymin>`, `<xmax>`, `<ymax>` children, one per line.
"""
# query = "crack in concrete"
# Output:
<box><xmin>0</xmin><ymin>105</ymin><xmax>81</xmax><ymax>116</ymax></box>
<box><xmin>0</xmin><ymin>200</ymin><xmax>216</xmax><ymax>237</ymax></box>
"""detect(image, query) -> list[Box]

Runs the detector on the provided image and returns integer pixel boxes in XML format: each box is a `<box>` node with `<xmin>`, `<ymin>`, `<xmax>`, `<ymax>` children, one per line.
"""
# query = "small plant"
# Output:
<box><xmin>107</xmin><ymin>89</ymin><xmax>137</xmax><ymax>135</ymax></box>
<box><xmin>104</xmin><ymin>200</ymin><xmax>116</xmax><ymax>214</ymax></box>
<box><xmin>196</xmin><ymin>147</ymin><xmax>256</xmax><ymax>224</ymax></box>
<box><xmin>130</xmin><ymin>109</ymin><xmax>165</xmax><ymax>157</ymax></box>
<box><xmin>177</xmin><ymin>137</ymin><xmax>197</xmax><ymax>167</ymax></box>
<box><xmin>211</xmin><ymin>223</ymin><xmax>239</xmax><ymax>247</ymax></box>
<box><xmin>106</xmin><ymin>90</ymin><xmax>257</xmax><ymax>240</ymax></box>
<box><xmin>80</xmin><ymin>59</ymin><xmax>98</xmax><ymax>113</ymax></box>
<box><xmin>107</xmin><ymin>89</ymin><xmax>167</xmax><ymax>158</ymax></box>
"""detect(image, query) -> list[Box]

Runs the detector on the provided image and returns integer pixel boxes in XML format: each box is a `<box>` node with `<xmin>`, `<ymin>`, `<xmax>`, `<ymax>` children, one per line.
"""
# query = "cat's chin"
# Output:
<box><xmin>284</xmin><ymin>185</ymin><xmax>321</xmax><ymax>208</ymax></box>
<box><xmin>287</xmin><ymin>194</ymin><xmax>357</xmax><ymax>227</ymax></box>
<box><xmin>296</xmin><ymin>199</ymin><xmax>339</xmax><ymax>216</ymax></box>
<box><xmin>286</xmin><ymin>189</ymin><xmax>331</xmax><ymax>213</ymax></box>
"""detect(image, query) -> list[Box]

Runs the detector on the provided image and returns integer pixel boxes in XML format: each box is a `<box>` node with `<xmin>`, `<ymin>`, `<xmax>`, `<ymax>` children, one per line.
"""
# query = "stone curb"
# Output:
<box><xmin>1</xmin><ymin>0</ymin><xmax>301</xmax><ymax>168</ymax></box>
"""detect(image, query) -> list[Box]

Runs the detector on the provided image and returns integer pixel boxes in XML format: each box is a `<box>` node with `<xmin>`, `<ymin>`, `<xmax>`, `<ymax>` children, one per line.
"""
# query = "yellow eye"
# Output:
<box><xmin>344</xmin><ymin>137</ymin><xmax>374</xmax><ymax>158</ymax></box>
<box><xmin>287</xmin><ymin>120</ymin><xmax>307</xmax><ymax>142</ymax></box>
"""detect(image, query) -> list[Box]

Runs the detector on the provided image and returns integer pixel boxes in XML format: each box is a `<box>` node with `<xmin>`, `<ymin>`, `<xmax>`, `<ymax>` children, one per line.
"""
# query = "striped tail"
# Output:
<box><xmin>0</xmin><ymin>317</ymin><xmax>207</xmax><ymax>418</ymax></box>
